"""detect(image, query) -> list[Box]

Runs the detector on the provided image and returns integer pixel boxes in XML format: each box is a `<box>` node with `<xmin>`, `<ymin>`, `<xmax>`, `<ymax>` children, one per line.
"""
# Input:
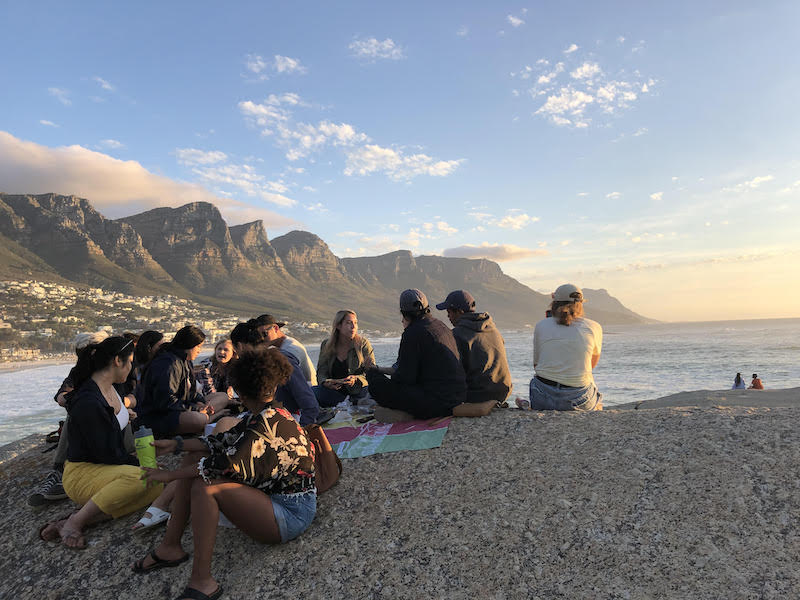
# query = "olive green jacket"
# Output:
<box><xmin>316</xmin><ymin>337</ymin><xmax>375</xmax><ymax>388</ymax></box>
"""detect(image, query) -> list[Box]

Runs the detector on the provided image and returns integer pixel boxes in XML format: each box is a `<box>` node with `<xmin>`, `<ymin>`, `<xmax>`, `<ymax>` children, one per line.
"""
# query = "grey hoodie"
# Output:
<box><xmin>453</xmin><ymin>312</ymin><xmax>513</xmax><ymax>403</ymax></box>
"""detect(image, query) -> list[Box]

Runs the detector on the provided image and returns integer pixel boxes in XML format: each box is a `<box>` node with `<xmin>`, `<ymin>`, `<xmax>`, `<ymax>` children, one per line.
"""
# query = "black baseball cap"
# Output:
<box><xmin>435</xmin><ymin>290</ymin><xmax>476</xmax><ymax>311</ymax></box>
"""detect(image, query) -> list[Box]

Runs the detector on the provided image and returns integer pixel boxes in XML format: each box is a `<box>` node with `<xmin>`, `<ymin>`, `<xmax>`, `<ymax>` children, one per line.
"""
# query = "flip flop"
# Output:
<box><xmin>132</xmin><ymin>506</ymin><xmax>170</xmax><ymax>532</ymax></box>
<box><xmin>133</xmin><ymin>550</ymin><xmax>190</xmax><ymax>574</ymax></box>
<box><xmin>175</xmin><ymin>585</ymin><xmax>223</xmax><ymax>600</ymax></box>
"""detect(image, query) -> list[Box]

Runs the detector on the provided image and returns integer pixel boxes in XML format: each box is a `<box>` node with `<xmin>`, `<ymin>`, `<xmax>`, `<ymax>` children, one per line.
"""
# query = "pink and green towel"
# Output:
<box><xmin>323</xmin><ymin>415</ymin><xmax>451</xmax><ymax>459</ymax></box>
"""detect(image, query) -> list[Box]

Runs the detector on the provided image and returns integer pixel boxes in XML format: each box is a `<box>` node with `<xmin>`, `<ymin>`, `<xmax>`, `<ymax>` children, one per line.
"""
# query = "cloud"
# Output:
<box><xmin>722</xmin><ymin>175</ymin><xmax>775</xmax><ymax>193</ymax></box>
<box><xmin>494</xmin><ymin>212</ymin><xmax>539</xmax><ymax>229</ymax></box>
<box><xmin>649</xmin><ymin>192</ymin><xmax>663</xmax><ymax>201</ymax></box>
<box><xmin>633</xmin><ymin>127</ymin><xmax>648</xmax><ymax>137</ymax></box>
<box><xmin>507</xmin><ymin>15</ymin><xmax>525</xmax><ymax>27</ymax></box>
<box><xmin>606</xmin><ymin>191</ymin><xmax>621</xmax><ymax>199</ymax></box>
<box><xmin>443</xmin><ymin>242</ymin><xmax>546</xmax><ymax>262</ymax></box>
<box><xmin>244</xmin><ymin>54</ymin><xmax>307</xmax><ymax>80</ymax></box>
<box><xmin>564</xmin><ymin>43</ymin><xmax>579</xmax><ymax>54</ymax></box>
<box><xmin>344</xmin><ymin>144</ymin><xmax>463</xmax><ymax>181</ymax></box>
<box><xmin>536</xmin><ymin>62</ymin><xmax>564</xmax><ymax>84</ymax></box>
<box><xmin>39</xmin><ymin>120</ymin><xmax>59</xmax><ymax>128</ymax></box>
<box><xmin>570</xmin><ymin>62</ymin><xmax>601</xmax><ymax>80</ymax></box>
<box><xmin>535</xmin><ymin>87</ymin><xmax>594</xmax><ymax>127</ymax></box>
<box><xmin>0</xmin><ymin>131</ymin><xmax>295</xmax><ymax>228</ymax></box>
<box><xmin>456</xmin><ymin>26</ymin><xmax>469</xmax><ymax>37</ymax></box>
<box><xmin>349</xmin><ymin>37</ymin><xmax>405</xmax><ymax>61</ymax></box>
<box><xmin>436</xmin><ymin>221</ymin><xmax>457</xmax><ymax>234</ymax></box>
<box><xmin>273</xmin><ymin>55</ymin><xmax>307</xmax><ymax>74</ymax></box>
<box><xmin>48</xmin><ymin>87</ymin><xmax>71</xmax><ymax>106</ymax></box>
<box><xmin>175</xmin><ymin>148</ymin><xmax>228</xmax><ymax>166</ymax></box>
<box><xmin>98</xmin><ymin>139</ymin><xmax>125</xmax><ymax>149</ymax></box>
<box><xmin>93</xmin><ymin>76</ymin><xmax>115</xmax><ymax>91</ymax></box>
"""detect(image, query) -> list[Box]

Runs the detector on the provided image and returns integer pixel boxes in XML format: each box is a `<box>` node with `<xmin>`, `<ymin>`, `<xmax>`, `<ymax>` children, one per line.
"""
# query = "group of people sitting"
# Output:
<box><xmin>732</xmin><ymin>372</ymin><xmax>765</xmax><ymax>390</ymax></box>
<box><xmin>33</xmin><ymin>283</ymin><xmax>603</xmax><ymax>600</ymax></box>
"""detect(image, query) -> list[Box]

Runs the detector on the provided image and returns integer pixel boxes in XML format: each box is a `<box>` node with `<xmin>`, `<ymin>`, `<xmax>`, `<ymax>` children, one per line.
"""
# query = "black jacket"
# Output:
<box><xmin>137</xmin><ymin>348</ymin><xmax>203</xmax><ymax>424</ymax></box>
<box><xmin>66</xmin><ymin>379</ymin><xmax>137</xmax><ymax>466</ymax></box>
<box><xmin>394</xmin><ymin>314</ymin><xmax>466</xmax><ymax>409</ymax></box>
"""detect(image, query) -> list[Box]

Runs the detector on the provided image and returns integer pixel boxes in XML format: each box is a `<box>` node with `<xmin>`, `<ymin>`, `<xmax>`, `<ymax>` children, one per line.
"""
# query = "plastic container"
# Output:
<box><xmin>134</xmin><ymin>427</ymin><xmax>157</xmax><ymax>468</ymax></box>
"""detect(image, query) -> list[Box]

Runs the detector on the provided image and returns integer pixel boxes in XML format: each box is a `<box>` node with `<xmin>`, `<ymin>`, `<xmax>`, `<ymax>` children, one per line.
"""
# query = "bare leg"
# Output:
<box><xmin>176</xmin><ymin>411</ymin><xmax>209</xmax><ymax>434</ymax></box>
<box><xmin>204</xmin><ymin>392</ymin><xmax>231</xmax><ymax>413</ymax></box>
<box><xmin>183</xmin><ymin>479</ymin><xmax>281</xmax><ymax>597</ymax></box>
<box><xmin>210</xmin><ymin>416</ymin><xmax>239</xmax><ymax>435</ymax></box>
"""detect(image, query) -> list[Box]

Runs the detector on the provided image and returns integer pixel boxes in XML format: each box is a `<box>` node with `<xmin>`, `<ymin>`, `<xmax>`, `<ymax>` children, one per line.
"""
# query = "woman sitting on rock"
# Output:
<box><xmin>529</xmin><ymin>284</ymin><xmax>603</xmax><ymax>411</ymax></box>
<box><xmin>196</xmin><ymin>337</ymin><xmax>236</xmax><ymax>398</ymax></box>
<box><xmin>132</xmin><ymin>345</ymin><xmax>316</xmax><ymax>600</ymax></box>
<box><xmin>314</xmin><ymin>309</ymin><xmax>375</xmax><ymax>408</ymax></box>
<box><xmin>137</xmin><ymin>326</ymin><xmax>231</xmax><ymax>437</ymax></box>
<box><xmin>39</xmin><ymin>336</ymin><xmax>163</xmax><ymax>549</ymax></box>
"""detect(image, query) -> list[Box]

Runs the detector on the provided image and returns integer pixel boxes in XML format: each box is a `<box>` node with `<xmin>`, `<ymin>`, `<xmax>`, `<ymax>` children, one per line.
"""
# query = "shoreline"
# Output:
<box><xmin>0</xmin><ymin>357</ymin><xmax>73</xmax><ymax>373</ymax></box>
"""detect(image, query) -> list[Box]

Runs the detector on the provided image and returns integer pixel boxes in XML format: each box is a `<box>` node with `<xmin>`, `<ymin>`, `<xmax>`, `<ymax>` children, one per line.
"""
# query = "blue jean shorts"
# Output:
<box><xmin>271</xmin><ymin>489</ymin><xmax>317</xmax><ymax>543</ymax></box>
<box><xmin>529</xmin><ymin>377</ymin><xmax>602</xmax><ymax>411</ymax></box>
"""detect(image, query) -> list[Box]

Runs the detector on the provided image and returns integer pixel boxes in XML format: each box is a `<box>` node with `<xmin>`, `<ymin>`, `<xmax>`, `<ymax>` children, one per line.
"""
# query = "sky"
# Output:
<box><xmin>1</xmin><ymin>1</ymin><xmax>799</xmax><ymax>322</ymax></box>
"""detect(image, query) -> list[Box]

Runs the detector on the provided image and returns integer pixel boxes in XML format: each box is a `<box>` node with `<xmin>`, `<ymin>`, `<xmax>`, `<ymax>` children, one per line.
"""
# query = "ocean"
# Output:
<box><xmin>1</xmin><ymin>317</ymin><xmax>798</xmax><ymax>446</ymax></box>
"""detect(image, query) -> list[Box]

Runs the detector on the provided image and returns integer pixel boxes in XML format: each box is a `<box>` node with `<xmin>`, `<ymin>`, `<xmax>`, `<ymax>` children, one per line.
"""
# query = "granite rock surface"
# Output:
<box><xmin>3</xmin><ymin>404</ymin><xmax>800</xmax><ymax>599</ymax></box>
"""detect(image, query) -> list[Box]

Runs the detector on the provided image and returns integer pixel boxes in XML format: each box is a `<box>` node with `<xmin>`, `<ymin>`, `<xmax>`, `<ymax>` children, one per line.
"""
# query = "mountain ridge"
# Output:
<box><xmin>0</xmin><ymin>193</ymin><xmax>654</xmax><ymax>329</ymax></box>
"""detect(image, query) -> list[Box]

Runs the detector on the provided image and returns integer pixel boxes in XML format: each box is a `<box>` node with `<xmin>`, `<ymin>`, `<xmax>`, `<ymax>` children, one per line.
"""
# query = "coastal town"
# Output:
<box><xmin>0</xmin><ymin>280</ymin><xmax>331</xmax><ymax>362</ymax></box>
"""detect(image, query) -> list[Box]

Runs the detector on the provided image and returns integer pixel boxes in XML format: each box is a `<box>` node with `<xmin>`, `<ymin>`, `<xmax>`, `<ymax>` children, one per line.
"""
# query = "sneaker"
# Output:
<box><xmin>28</xmin><ymin>470</ymin><xmax>67</xmax><ymax>507</ymax></box>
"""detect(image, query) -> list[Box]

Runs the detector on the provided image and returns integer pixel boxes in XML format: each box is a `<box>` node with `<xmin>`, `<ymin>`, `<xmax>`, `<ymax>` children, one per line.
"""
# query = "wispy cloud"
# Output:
<box><xmin>564</xmin><ymin>43</ymin><xmax>579</xmax><ymax>54</ymax></box>
<box><xmin>175</xmin><ymin>148</ymin><xmax>228</xmax><ymax>166</ymax></box>
<box><xmin>606</xmin><ymin>191</ymin><xmax>621</xmax><ymax>199</ymax></box>
<box><xmin>507</xmin><ymin>15</ymin><xmax>525</xmax><ymax>27</ymax></box>
<box><xmin>570</xmin><ymin>62</ymin><xmax>602</xmax><ymax>80</ymax></box>
<box><xmin>344</xmin><ymin>144</ymin><xmax>463</xmax><ymax>181</ymax></box>
<box><xmin>48</xmin><ymin>87</ymin><xmax>71</xmax><ymax>106</ymax></box>
<box><xmin>349</xmin><ymin>37</ymin><xmax>405</xmax><ymax>61</ymax></box>
<box><xmin>443</xmin><ymin>242</ymin><xmax>546</xmax><ymax>262</ymax></box>
<box><xmin>92</xmin><ymin>76</ymin><xmax>115</xmax><ymax>91</ymax></box>
<box><xmin>721</xmin><ymin>175</ymin><xmax>775</xmax><ymax>193</ymax></box>
<box><xmin>0</xmin><ymin>131</ymin><xmax>295</xmax><ymax>227</ymax></box>
<box><xmin>456</xmin><ymin>26</ymin><xmax>469</xmax><ymax>37</ymax></box>
<box><xmin>244</xmin><ymin>54</ymin><xmax>307</xmax><ymax>80</ymax></box>
<box><xmin>39</xmin><ymin>120</ymin><xmax>59</xmax><ymax>127</ymax></box>
<box><xmin>649</xmin><ymin>192</ymin><xmax>663</xmax><ymax>201</ymax></box>
<box><xmin>98</xmin><ymin>139</ymin><xmax>125</xmax><ymax>149</ymax></box>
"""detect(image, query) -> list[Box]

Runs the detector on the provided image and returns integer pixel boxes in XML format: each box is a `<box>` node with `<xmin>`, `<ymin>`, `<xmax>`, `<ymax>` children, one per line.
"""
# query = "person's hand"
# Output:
<box><xmin>141</xmin><ymin>467</ymin><xmax>174</xmax><ymax>487</ymax></box>
<box><xmin>342</xmin><ymin>375</ymin><xmax>357</xmax><ymax>387</ymax></box>
<box><xmin>226</xmin><ymin>386</ymin><xmax>235</xmax><ymax>399</ymax></box>
<box><xmin>127</xmin><ymin>408</ymin><xmax>137</xmax><ymax>421</ymax></box>
<box><xmin>197</xmin><ymin>402</ymin><xmax>215</xmax><ymax>416</ymax></box>
<box><xmin>323</xmin><ymin>379</ymin><xmax>339</xmax><ymax>389</ymax></box>
<box><xmin>152</xmin><ymin>439</ymin><xmax>177</xmax><ymax>457</ymax></box>
<box><xmin>56</xmin><ymin>386</ymin><xmax>74</xmax><ymax>407</ymax></box>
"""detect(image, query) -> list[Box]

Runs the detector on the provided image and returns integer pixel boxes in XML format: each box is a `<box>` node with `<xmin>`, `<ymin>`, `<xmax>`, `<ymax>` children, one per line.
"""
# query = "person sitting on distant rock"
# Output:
<box><xmin>137</xmin><ymin>326</ymin><xmax>231</xmax><ymax>437</ymax></box>
<box><xmin>366</xmin><ymin>289</ymin><xmax>466</xmax><ymax>419</ymax></box>
<box><xmin>39</xmin><ymin>337</ymin><xmax>163</xmax><ymax>549</ymax></box>
<box><xmin>230</xmin><ymin>321</ymin><xmax>320</xmax><ymax>426</ymax></box>
<box><xmin>749</xmin><ymin>373</ymin><xmax>764</xmax><ymax>390</ymax></box>
<box><xmin>529</xmin><ymin>284</ymin><xmax>603</xmax><ymax>411</ymax></box>
<box><xmin>253</xmin><ymin>314</ymin><xmax>317</xmax><ymax>385</ymax></box>
<box><xmin>314</xmin><ymin>310</ymin><xmax>375</xmax><ymax>408</ymax></box>
<box><xmin>732</xmin><ymin>372</ymin><xmax>747</xmax><ymax>390</ymax></box>
<box><xmin>132</xmin><ymin>345</ymin><xmax>316</xmax><ymax>600</ymax></box>
<box><xmin>196</xmin><ymin>338</ymin><xmax>236</xmax><ymax>398</ymax></box>
<box><xmin>436</xmin><ymin>290</ymin><xmax>513</xmax><ymax>404</ymax></box>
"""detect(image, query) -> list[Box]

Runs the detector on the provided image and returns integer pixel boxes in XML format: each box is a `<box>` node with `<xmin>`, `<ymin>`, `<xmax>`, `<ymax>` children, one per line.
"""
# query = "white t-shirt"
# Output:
<box><xmin>533</xmin><ymin>316</ymin><xmax>602</xmax><ymax>388</ymax></box>
<box><xmin>281</xmin><ymin>336</ymin><xmax>318</xmax><ymax>386</ymax></box>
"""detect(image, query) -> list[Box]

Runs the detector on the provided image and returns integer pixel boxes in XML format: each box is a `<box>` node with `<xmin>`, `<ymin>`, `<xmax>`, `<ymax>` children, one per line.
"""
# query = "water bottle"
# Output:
<box><xmin>134</xmin><ymin>427</ymin><xmax>157</xmax><ymax>469</ymax></box>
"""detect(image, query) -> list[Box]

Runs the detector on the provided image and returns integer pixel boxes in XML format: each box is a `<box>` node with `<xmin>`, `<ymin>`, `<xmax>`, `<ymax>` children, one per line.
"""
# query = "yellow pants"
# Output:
<box><xmin>63</xmin><ymin>461</ymin><xmax>162</xmax><ymax>519</ymax></box>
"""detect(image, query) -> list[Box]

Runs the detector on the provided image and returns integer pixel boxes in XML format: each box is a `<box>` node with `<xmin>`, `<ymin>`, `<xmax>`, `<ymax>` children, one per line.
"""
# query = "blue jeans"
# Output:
<box><xmin>313</xmin><ymin>384</ymin><xmax>368</xmax><ymax>408</ymax></box>
<box><xmin>271</xmin><ymin>490</ymin><xmax>317</xmax><ymax>543</ymax></box>
<box><xmin>529</xmin><ymin>377</ymin><xmax>601</xmax><ymax>411</ymax></box>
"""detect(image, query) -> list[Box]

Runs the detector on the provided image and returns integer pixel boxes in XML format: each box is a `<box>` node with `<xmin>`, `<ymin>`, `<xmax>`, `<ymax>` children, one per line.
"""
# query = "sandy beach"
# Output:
<box><xmin>0</xmin><ymin>358</ymin><xmax>73</xmax><ymax>374</ymax></box>
<box><xmin>2</xmin><ymin>387</ymin><xmax>799</xmax><ymax>599</ymax></box>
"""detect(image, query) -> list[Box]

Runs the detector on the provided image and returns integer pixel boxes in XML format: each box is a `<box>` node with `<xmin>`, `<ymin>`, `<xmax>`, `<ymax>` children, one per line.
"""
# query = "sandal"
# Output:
<box><xmin>132</xmin><ymin>506</ymin><xmax>170</xmax><ymax>532</ymax></box>
<box><xmin>133</xmin><ymin>550</ymin><xmax>190</xmax><ymax>574</ymax></box>
<box><xmin>175</xmin><ymin>585</ymin><xmax>223</xmax><ymax>600</ymax></box>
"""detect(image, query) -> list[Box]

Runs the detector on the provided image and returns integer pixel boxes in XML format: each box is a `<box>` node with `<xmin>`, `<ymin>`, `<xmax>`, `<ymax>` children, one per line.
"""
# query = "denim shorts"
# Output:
<box><xmin>271</xmin><ymin>490</ymin><xmax>317</xmax><ymax>543</ymax></box>
<box><xmin>529</xmin><ymin>376</ymin><xmax>602</xmax><ymax>411</ymax></box>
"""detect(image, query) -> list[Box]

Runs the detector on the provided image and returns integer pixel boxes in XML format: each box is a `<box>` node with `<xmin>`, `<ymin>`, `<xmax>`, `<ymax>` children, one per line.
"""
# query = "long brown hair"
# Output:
<box><xmin>320</xmin><ymin>310</ymin><xmax>362</xmax><ymax>364</ymax></box>
<box><xmin>551</xmin><ymin>300</ymin><xmax>584</xmax><ymax>326</ymax></box>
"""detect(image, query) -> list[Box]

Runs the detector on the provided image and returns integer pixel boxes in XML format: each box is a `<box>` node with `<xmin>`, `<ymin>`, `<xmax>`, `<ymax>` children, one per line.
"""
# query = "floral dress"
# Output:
<box><xmin>199</xmin><ymin>406</ymin><xmax>315</xmax><ymax>494</ymax></box>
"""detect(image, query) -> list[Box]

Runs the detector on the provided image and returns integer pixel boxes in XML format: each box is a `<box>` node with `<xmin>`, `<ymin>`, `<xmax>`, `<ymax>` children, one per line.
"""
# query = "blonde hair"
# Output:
<box><xmin>551</xmin><ymin>300</ymin><xmax>584</xmax><ymax>326</ymax></box>
<box><xmin>320</xmin><ymin>310</ymin><xmax>362</xmax><ymax>364</ymax></box>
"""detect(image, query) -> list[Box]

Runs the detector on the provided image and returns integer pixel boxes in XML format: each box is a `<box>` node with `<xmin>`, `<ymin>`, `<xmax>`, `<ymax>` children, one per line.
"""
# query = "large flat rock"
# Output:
<box><xmin>3</xmin><ymin>406</ymin><xmax>800</xmax><ymax>599</ymax></box>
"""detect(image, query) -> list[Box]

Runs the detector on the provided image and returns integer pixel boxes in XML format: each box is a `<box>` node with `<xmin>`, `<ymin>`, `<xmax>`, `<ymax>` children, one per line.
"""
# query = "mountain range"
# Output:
<box><xmin>0</xmin><ymin>193</ymin><xmax>653</xmax><ymax>330</ymax></box>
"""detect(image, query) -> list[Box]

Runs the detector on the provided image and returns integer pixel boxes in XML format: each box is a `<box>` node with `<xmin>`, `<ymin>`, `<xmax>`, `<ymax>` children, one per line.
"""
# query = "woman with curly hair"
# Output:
<box><xmin>132</xmin><ymin>345</ymin><xmax>316</xmax><ymax>600</ymax></box>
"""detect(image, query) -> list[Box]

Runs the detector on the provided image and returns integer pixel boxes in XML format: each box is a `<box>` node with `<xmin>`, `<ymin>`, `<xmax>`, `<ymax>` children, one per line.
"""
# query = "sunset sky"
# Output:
<box><xmin>1</xmin><ymin>1</ymin><xmax>798</xmax><ymax>322</ymax></box>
